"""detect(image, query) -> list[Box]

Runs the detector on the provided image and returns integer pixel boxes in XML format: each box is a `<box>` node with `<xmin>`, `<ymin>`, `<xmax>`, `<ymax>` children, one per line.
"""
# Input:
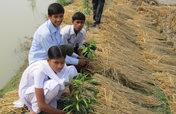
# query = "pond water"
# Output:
<box><xmin>0</xmin><ymin>0</ymin><xmax>56</xmax><ymax>89</ymax></box>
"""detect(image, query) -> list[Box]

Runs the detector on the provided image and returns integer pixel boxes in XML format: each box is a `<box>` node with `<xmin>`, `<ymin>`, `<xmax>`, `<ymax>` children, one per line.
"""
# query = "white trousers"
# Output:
<box><xmin>23</xmin><ymin>80</ymin><xmax>65</xmax><ymax>113</ymax></box>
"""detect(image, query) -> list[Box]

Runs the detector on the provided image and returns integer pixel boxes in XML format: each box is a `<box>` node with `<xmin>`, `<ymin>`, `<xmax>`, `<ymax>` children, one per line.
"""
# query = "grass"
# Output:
<box><xmin>150</xmin><ymin>27</ymin><xmax>158</xmax><ymax>32</ymax></box>
<box><xmin>143</xmin><ymin>70</ymin><xmax>152</xmax><ymax>76</ymax></box>
<box><xmin>134</xmin><ymin>83</ymin><xmax>171</xmax><ymax>114</ymax></box>
<box><xmin>0</xmin><ymin>56</ymin><xmax>28</xmax><ymax>98</ymax></box>
<box><xmin>149</xmin><ymin>87</ymin><xmax>171</xmax><ymax>114</ymax></box>
<box><xmin>56</xmin><ymin>0</ymin><xmax>74</xmax><ymax>6</ymax></box>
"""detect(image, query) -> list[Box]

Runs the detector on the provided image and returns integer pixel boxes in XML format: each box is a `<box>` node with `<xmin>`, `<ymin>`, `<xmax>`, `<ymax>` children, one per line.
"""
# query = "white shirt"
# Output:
<box><xmin>61</xmin><ymin>25</ymin><xmax>86</xmax><ymax>48</ymax></box>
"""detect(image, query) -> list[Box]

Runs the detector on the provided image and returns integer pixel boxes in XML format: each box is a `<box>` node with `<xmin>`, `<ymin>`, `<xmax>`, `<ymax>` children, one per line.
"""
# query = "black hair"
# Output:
<box><xmin>72</xmin><ymin>12</ymin><xmax>85</xmax><ymax>21</ymax></box>
<box><xmin>48</xmin><ymin>3</ymin><xmax>64</xmax><ymax>16</ymax></box>
<box><xmin>48</xmin><ymin>46</ymin><xmax>66</xmax><ymax>59</ymax></box>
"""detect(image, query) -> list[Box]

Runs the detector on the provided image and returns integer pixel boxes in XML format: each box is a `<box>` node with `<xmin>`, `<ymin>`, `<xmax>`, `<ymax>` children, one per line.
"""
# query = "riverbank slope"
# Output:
<box><xmin>1</xmin><ymin>0</ymin><xmax>176</xmax><ymax>113</ymax></box>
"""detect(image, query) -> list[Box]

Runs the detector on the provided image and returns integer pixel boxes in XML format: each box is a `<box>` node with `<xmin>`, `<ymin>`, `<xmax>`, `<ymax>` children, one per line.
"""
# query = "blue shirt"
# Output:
<box><xmin>28</xmin><ymin>19</ymin><xmax>79</xmax><ymax>65</ymax></box>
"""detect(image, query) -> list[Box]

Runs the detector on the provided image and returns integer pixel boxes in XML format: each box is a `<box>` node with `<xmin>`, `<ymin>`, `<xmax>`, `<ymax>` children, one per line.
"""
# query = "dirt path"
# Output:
<box><xmin>158</xmin><ymin>0</ymin><xmax>176</xmax><ymax>5</ymax></box>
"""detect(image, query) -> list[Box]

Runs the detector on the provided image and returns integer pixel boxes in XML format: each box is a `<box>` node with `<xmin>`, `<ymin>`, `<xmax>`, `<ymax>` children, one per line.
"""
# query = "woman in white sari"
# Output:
<box><xmin>17</xmin><ymin>46</ymin><xmax>77</xmax><ymax>114</ymax></box>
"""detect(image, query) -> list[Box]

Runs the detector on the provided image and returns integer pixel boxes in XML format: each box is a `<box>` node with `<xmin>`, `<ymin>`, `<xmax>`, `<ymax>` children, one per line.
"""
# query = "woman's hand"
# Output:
<box><xmin>35</xmin><ymin>88</ymin><xmax>66</xmax><ymax>114</ymax></box>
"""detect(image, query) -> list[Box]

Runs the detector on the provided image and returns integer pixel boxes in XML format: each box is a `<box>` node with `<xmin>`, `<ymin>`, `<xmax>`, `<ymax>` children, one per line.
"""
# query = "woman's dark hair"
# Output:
<box><xmin>48</xmin><ymin>46</ymin><xmax>66</xmax><ymax>59</ymax></box>
<box><xmin>72</xmin><ymin>12</ymin><xmax>85</xmax><ymax>21</ymax></box>
<box><xmin>48</xmin><ymin>3</ymin><xmax>64</xmax><ymax>16</ymax></box>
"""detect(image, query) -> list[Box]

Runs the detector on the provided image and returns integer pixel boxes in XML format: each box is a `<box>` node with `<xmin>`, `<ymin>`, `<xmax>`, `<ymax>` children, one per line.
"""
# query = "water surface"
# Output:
<box><xmin>0</xmin><ymin>0</ymin><xmax>55</xmax><ymax>89</ymax></box>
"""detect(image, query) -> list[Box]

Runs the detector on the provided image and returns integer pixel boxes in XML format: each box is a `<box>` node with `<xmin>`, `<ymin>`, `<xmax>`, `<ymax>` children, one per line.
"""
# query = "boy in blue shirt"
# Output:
<box><xmin>28</xmin><ymin>3</ymin><xmax>87</xmax><ymax>68</ymax></box>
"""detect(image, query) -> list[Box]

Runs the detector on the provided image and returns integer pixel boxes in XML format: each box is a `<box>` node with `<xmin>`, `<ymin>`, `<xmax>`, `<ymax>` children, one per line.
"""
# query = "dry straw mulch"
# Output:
<box><xmin>1</xmin><ymin>0</ymin><xmax>176</xmax><ymax>113</ymax></box>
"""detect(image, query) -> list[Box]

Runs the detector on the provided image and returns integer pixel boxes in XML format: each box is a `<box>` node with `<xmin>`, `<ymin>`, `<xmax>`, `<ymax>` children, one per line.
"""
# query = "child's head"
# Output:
<box><xmin>72</xmin><ymin>12</ymin><xmax>85</xmax><ymax>33</ymax></box>
<box><xmin>48</xmin><ymin>3</ymin><xmax>64</xmax><ymax>27</ymax></box>
<box><xmin>47</xmin><ymin>46</ymin><xmax>66</xmax><ymax>73</ymax></box>
<box><xmin>72</xmin><ymin>12</ymin><xmax>85</xmax><ymax>21</ymax></box>
<box><xmin>48</xmin><ymin>3</ymin><xmax>64</xmax><ymax>16</ymax></box>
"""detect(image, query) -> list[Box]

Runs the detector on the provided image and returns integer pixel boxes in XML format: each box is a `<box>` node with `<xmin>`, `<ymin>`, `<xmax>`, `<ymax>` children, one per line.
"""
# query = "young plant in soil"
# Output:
<box><xmin>63</xmin><ymin>73</ymin><xmax>99</xmax><ymax>114</ymax></box>
<box><xmin>77</xmin><ymin>0</ymin><xmax>91</xmax><ymax>31</ymax></box>
<box><xmin>80</xmin><ymin>40</ymin><xmax>97</xmax><ymax>61</ymax></box>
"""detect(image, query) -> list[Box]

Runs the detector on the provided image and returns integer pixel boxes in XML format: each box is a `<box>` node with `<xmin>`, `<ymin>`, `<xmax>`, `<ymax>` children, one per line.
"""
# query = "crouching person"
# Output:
<box><xmin>17</xmin><ymin>46</ymin><xmax>77</xmax><ymax>114</ymax></box>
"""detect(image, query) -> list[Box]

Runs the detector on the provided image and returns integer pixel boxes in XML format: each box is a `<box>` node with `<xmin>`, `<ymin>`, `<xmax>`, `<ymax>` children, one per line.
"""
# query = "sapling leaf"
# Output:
<box><xmin>66</xmin><ymin>109</ymin><xmax>73</xmax><ymax>114</ymax></box>
<box><xmin>87</xmin><ymin>8</ymin><xmax>91</xmax><ymax>14</ymax></box>
<box><xmin>84</xmin><ymin>90</ymin><xmax>90</xmax><ymax>103</ymax></box>
<box><xmin>82</xmin><ymin>98</ymin><xmax>88</xmax><ymax>108</ymax></box>
<box><xmin>85</xmin><ymin>86</ymin><xmax>99</xmax><ymax>95</ymax></box>
<box><xmin>76</xmin><ymin>94</ymin><xmax>79</xmax><ymax>101</ymax></box>
<box><xmin>87</xmin><ymin>52</ymin><xmax>91</xmax><ymax>59</ymax></box>
<box><xmin>82</xmin><ymin>105</ymin><xmax>88</xmax><ymax>114</ymax></box>
<box><xmin>90</xmin><ymin>97</ymin><xmax>98</xmax><ymax>103</ymax></box>
<box><xmin>83</xmin><ymin>52</ymin><xmax>88</xmax><ymax>57</ymax></box>
<box><xmin>74</xmin><ymin>80</ymin><xmax>82</xmax><ymax>84</ymax></box>
<box><xmin>76</xmin><ymin>102</ymin><xmax>80</xmax><ymax>111</ymax></box>
<box><xmin>82</xmin><ymin>47</ymin><xmax>88</xmax><ymax>53</ymax></box>
<box><xmin>90</xmin><ymin>49</ymin><xmax>96</xmax><ymax>56</ymax></box>
<box><xmin>63</xmin><ymin>104</ymin><xmax>72</xmax><ymax>111</ymax></box>
<box><xmin>77</xmin><ymin>5</ymin><xmax>85</xmax><ymax>12</ymax></box>
<box><xmin>86</xmin><ymin>78</ymin><xmax>98</xmax><ymax>83</ymax></box>
<box><xmin>90</xmin><ymin>54</ymin><xmax>93</xmax><ymax>61</ymax></box>
<box><xmin>88</xmin><ymin>105</ymin><xmax>95</xmax><ymax>112</ymax></box>
<box><xmin>70</xmin><ymin>87</ymin><xmax>77</xmax><ymax>97</ymax></box>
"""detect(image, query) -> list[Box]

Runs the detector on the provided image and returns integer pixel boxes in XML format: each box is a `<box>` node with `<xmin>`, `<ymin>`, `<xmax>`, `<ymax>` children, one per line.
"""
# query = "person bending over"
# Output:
<box><xmin>17</xmin><ymin>46</ymin><xmax>77</xmax><ymax>114</ymax></box>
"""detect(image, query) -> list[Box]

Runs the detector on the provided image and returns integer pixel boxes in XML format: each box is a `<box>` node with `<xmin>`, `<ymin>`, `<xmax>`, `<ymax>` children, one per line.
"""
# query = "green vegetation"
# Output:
<box><xmin>77</xmin><ymin>0</ymin><xmax>92</xmax><ymax>31</ymax></box>
<box><xmin>63</xmin><ymin>41</ymin><xmax>98</xmax><ymax>114</ymax></box>
<box><xmin>56</xmin><ymin>0</ymin><xmax>74</xmax><ymax>6</ymax></box>
<box><xmin>149</xmin><ymin>87</ymin><xmax>171</xmax><ymax>114</ymax></box>
<box><xmin>80</xmin><ymin>41</ymin><xmax>97</xmax><ymax>61</ymax></box>
<box><xmin>150</xmin><ymin>27</ymin><xmax>158</xmax><ymax>32</ymax></box>
<box><xmin>0</xmin><ymin>56</ymin><xmax>28</xmax><ymax>98</ymax></box>
<box><xmin>63</xmin><ymin>73</ymin><xmax>99</xmax><ymax>114</ymax></box>
<box><xmin>134</xmin><ymin>84</ymin><xmax>171</xmax><ymax>114</ymax></box>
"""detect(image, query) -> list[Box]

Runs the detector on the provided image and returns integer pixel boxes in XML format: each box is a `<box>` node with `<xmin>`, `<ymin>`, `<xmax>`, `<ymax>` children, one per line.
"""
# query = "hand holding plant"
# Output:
<box><xmin>80</xmin><ymin>41</ymin><xmax>97</xmax><ymax>61</ymax></box>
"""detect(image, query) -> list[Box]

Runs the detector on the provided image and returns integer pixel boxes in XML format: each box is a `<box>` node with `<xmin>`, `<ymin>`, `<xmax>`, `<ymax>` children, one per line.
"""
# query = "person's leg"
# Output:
<box><xmin>60</xmin><ymin>44</ymin><xmax>74</xmax><ymax>56</ymax></box>
<box><xmin>92</xmin><ymin>0</ymin><xmax>98</xmax><ymax>25</ymax></box>
<box><xmin>24</xmin><ymin>80</ymin><xmax>60</xmax><ymax>113</ymax></box>
<box><xmin>94</xmin><ymin>0</ymin><xmax>105</xmax><ymax>27</ymax></box>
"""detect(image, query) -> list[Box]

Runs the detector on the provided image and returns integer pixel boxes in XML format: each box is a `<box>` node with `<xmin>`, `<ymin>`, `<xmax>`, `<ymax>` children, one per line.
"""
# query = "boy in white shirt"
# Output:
<box><xmin>61</xmin><ymin>12</ymin><xmax>88</xmax><ymax>72</ymax></box>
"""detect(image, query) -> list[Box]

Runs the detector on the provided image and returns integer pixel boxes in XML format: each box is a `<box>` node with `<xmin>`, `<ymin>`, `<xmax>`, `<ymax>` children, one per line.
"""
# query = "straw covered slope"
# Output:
<box><xmin>1</xmin><ymin>0</ymin><xmax>176</xmax><ymax>113</ymax></box>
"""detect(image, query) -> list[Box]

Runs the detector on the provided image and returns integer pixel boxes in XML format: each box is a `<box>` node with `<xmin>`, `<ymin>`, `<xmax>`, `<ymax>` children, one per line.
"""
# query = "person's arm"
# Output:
<box><xmin>77</xmin><ymin>49</ymin><xmax>83</xmax><ymax>56</ymax></box>
<box><xmin>66</xmin><ymin>55</ymin><xmax>88</xmax><ymax>66</ymax></box>
<box><xmin>61</xmin><ymin>33</ymin><xmax>69</xmax><ymax>44</ymax></box>
<box><xmin>66</xmin><ymin>55</ymin><xmax>79</xmax><ymax>65</ymax></box>
<box><xmin>71</xmin><ymin>52</ymin><xmax>78</xmax><ymax>58</ymax></box>
<box><xmin>39</xmin><ymin>34</ymin><xmax>58</xmax><ymax>52</ymax></box>
<box><xmin>60</xmin><ymin>28</ymin><xmax>69</xmax><ymax>45</ymax></box>
<box><xmin>35</xmin><ymin>88</ymin><xmax>66</xmax><ymax>114</ymax></box>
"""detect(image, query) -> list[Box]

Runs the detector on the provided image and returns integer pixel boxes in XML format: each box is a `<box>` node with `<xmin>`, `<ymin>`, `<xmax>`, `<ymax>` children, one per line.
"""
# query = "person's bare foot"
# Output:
<box><xmin>96</xmin><ymin>24</ymin><xmax>100</xmax><ymax>29</ymax></box>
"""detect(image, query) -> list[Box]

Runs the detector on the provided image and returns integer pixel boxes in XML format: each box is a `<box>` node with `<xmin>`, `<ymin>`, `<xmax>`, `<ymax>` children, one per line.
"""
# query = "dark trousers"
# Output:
<box><xmin>92</xmin><ymin>0</ymin><xmax>105</xmax><ymax>25</ymax></box>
